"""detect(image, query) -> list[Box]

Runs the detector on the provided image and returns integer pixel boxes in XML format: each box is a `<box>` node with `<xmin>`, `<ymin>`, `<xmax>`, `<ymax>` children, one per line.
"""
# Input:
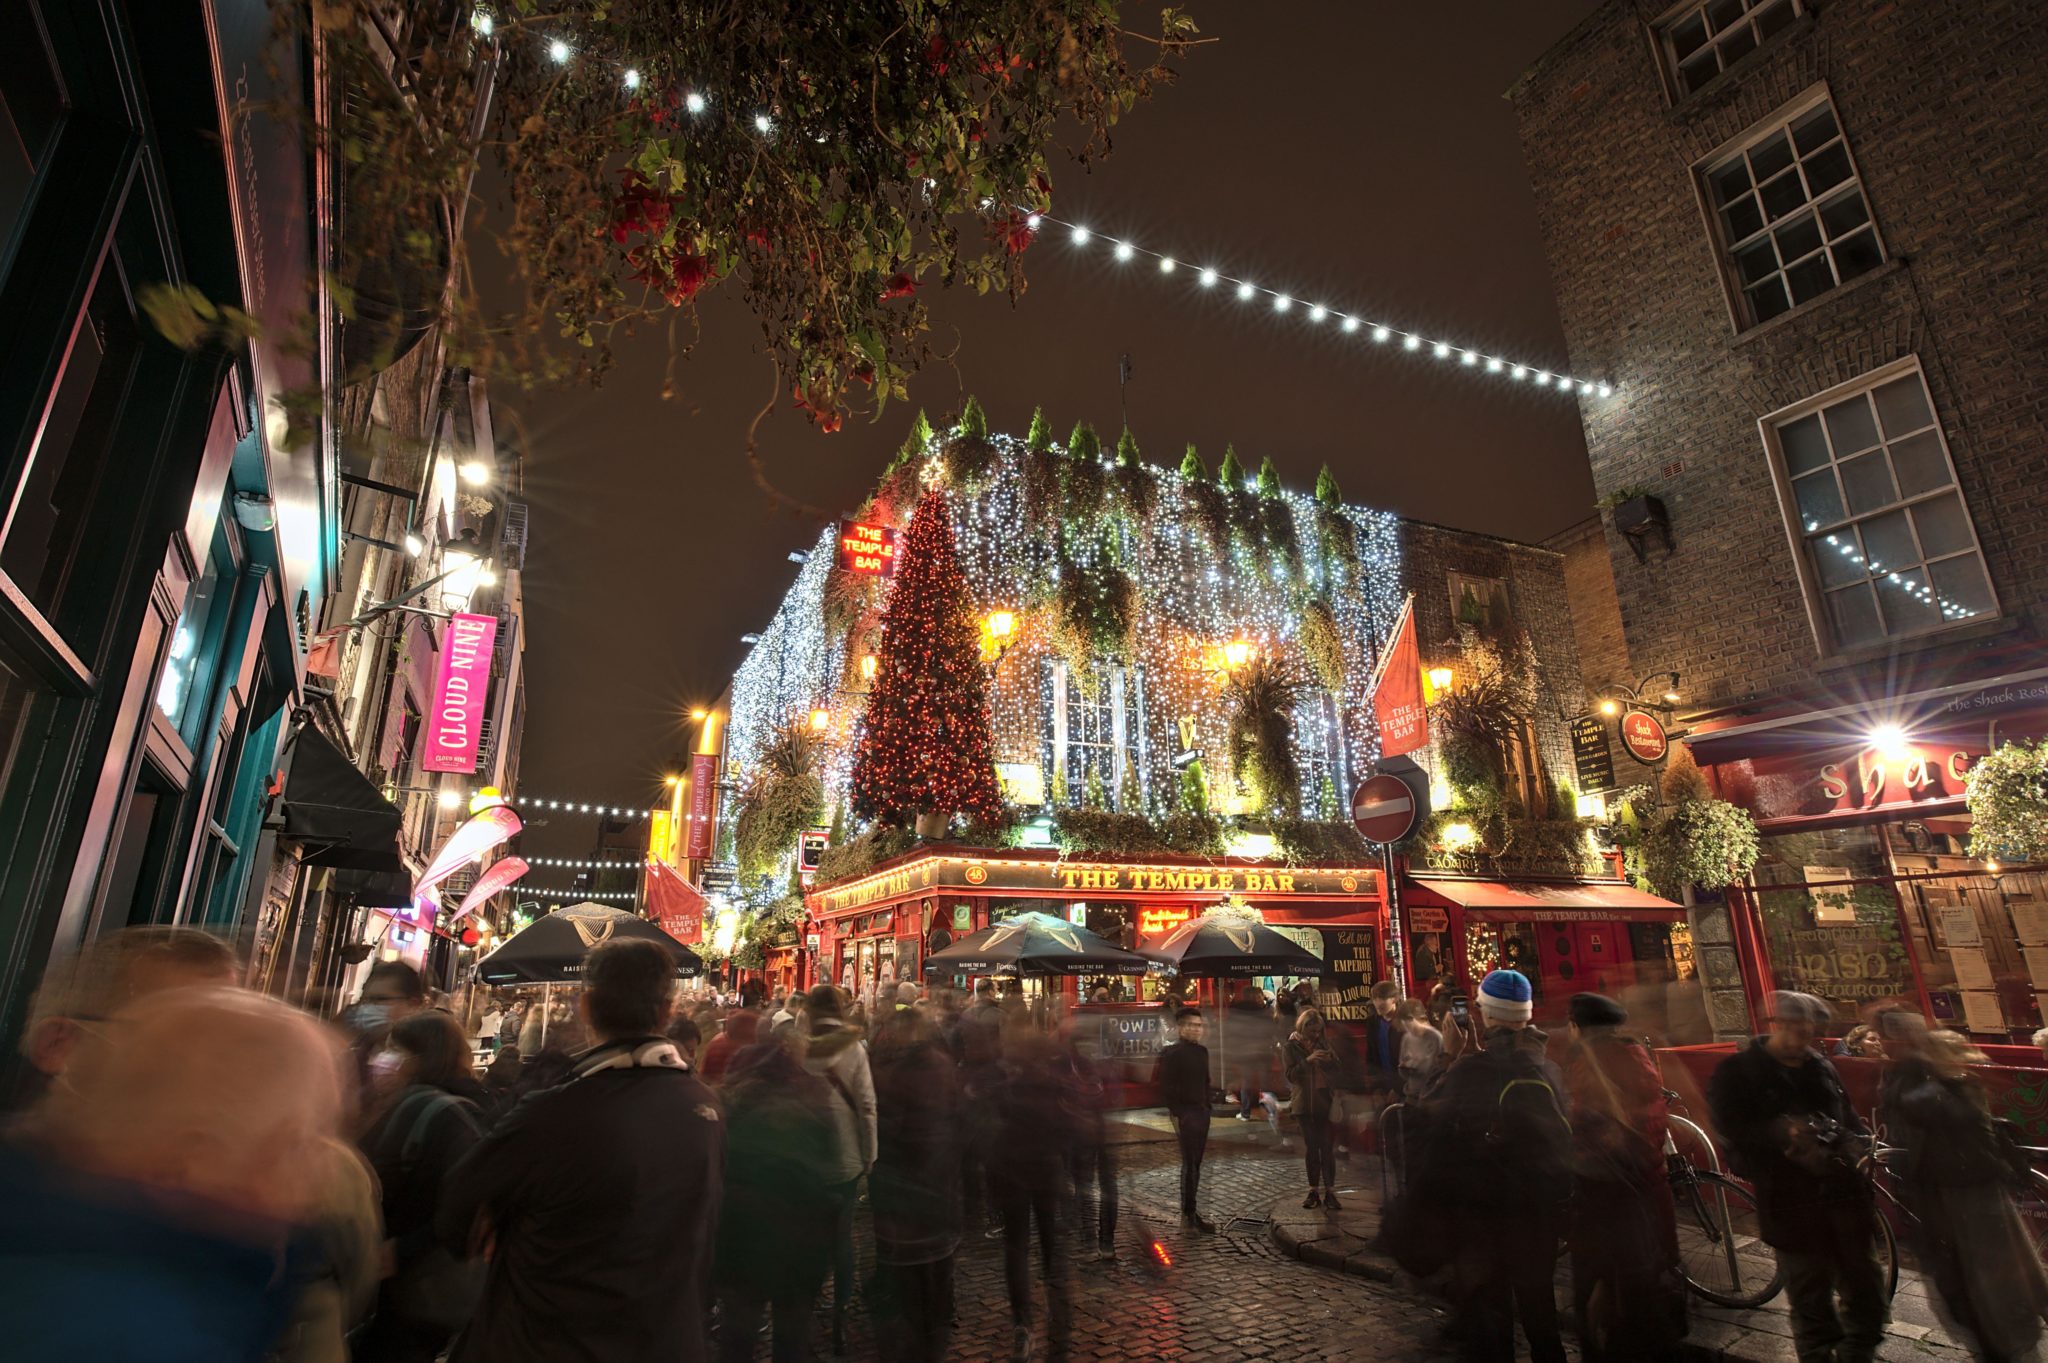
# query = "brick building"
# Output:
<box><xmin>1511</xmin><ymin>0</ymin><xmax>2048</xmax><ymax>1042</ymax></box>
<box><xmin>1543</xmin><ymin>517</ymin><xmax>1633</xmax><ymax>701</ymax></box>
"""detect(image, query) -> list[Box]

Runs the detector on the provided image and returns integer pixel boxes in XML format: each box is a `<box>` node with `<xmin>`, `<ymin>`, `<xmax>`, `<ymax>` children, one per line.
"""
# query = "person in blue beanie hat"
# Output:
<box><xmin>1409</xmin><ymin>969</ymin><xmax>1573</xmax><ymax>1363</ymax></box>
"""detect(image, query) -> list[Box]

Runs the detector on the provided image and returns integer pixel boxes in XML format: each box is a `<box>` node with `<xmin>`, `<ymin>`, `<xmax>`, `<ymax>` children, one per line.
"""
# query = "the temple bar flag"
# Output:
<box><xmin>1368</xmin><ymin>595</ymin><xmax>1428</xmax><ymax>759</ymax></box>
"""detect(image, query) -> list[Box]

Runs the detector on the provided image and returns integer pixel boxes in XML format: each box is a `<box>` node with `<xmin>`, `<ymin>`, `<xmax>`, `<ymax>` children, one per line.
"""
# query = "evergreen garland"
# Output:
<box><xmin>849</xmin><ymin>491</ymin><xmax>1004</xmax><ymax>826</ymax></box>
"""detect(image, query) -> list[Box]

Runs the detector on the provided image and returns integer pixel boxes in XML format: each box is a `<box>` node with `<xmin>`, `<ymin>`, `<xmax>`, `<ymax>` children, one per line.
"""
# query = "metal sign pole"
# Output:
<box><xmin>1381</xmin><ymin>844</ymin><xmax>1406</xmax><ymax>999</ymax></box>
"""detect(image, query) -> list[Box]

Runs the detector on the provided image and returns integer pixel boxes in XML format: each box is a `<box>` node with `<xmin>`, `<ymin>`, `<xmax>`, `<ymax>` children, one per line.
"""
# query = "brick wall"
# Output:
<box><xmin>1508</xmin><ymin>0</ymin><xmax>2048</xmax><ymax>713</ymax></box>
<box><xmin>1544</xmin><ymin>516</ymin><xmax>1633</xmax><ymax>700</ymax></box>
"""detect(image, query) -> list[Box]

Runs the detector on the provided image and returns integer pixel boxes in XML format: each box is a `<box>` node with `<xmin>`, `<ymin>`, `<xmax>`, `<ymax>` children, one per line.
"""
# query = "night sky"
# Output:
<box><xmin>504</xmin><ymin>2</ymin><xmax>1607</xmax><ymax>873</ymax></box>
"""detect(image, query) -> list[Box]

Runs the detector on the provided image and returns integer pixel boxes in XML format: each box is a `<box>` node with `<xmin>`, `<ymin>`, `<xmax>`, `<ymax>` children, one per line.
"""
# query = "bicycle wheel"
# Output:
<box><xmin>1673</xmin><ymin>1170</ymin><xmax>1782</xmax><ymax>1308</ymax></box>
<box><xmin>1873</xmin><ymin>1211</ymin><xmax>1899</xmax><ymax>1302</ymax></box>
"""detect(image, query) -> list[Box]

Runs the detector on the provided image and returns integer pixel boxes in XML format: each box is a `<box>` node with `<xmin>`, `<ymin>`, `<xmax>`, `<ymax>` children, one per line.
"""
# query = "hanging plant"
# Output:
<box><xmin>1113</xmin><ymin>427</ymin><xmax>1158</xmax><ymax>521</ymax></box>
<box><xmin>733</xmin><ymin>721</ymin><xmax>826</xmax><ymax>881</ymax></box>
<box><xmin>1298</xmin><ymin>597</ymin><xmax>1345</xmax><ymax>692</ymax></box>
<box><xmin>1640</xmin><ymin>746</ymin><xmax>1760</xmax><ymax>896</ymax></box>
<box><xmin>1967</xmin><ymin>740</ymin><xmax>2048</xmax><ymax>865</ymax></box>
<box><xmin>822</xmin><ymin>562</ymin><xmax>877</xmax><ymax>643</ymax></box>
<box><xmin>1022</xmin><ymin>439</ymin><xmax>1065</xmax><ymax>523</ymax></box>
<box><xmin>1062</xmin><ymin>420</ymin><xmax>1109</xmax><ymax>527</ymax></box>
<box><xmin>1050</xmin><ymin>560</ymin><xmax>1138</xmax><ymax>693</ymax></box>
<box><xmin>943</xmin><ymin>394</ymin><xmax>997</xmax><ymax>487</ymax></box>
<box><xmin>1183</xmin><ymin>452</ymin><xmax>1232</xmax><ymax>553</ymax></box>
<box><xmin>1223</xmin><ymin>656</ymin><xmax>1306</xmax><ymax>817</ymax></box>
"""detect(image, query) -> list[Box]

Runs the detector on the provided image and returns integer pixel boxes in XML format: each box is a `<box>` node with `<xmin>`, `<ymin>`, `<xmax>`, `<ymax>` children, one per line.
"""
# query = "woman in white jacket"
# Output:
<box><xmin>803</xmin><ymin>984</ymin><xmax>878</xmax><ymax>1353</ymax></box>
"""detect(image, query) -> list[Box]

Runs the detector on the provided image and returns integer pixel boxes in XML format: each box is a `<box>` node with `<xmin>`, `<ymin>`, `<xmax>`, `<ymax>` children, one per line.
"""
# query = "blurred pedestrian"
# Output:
<box><xmin>870</xmin><ymin>1006</ymin><xmax>965</xmax><ymax>1362</ymax></box>
<box><xmin>1563</xmin><ymin>993</ymin><xmax>1685</xmax><ymax>1363</ymax></box>
<box><xmin>991</xmin><ymin>1016</ymin><xmax>1074</xmax><ymax>1362</ymax></box>
<box><xmin>1229</xmin><ymin>985</ymin><xmax>1273</xmax><ymax>1120</ymax></box>
<box><xmin>956</xmin><ymin>978</ymin><xmax>1007</xmax><ymax>1239</ymax></box>
<box><xmin>1709</xmin><ymin>991</ymin><xmax>1883</xmax><ymax>1363</ymax></box>
<box><xmin>700</xmin><ymin>1007</ymin><xmax>759</xmax><ymax>1086</ymax></box>
<box><xmin>1058</xmin><ymin>1015</ymin><xmax>1118</xmax><ymax>1262</ymax></box>
<box><xmin>1395</xmin><ymin>999</ymin><xmax>1444</xmax><ymax>1102</ymax></box>
<box><xmin>355</xmin><ymin>1011</ymin><xmax>485</xmax><ymax>1363</ymax></box>
<box><xmin>667</xmin><ymin>1015</ymin><xmax>704</xmax><ymax>1070</ymax></box>
<box><xmin>1881</xmin><ymin>1015</ymin><xmax>2048</xmax><ymax>1363</ymax></box>
<box><xmin>1155</xmin><ymin>1006</ymin><xmax>1216</xmax><ymax>1233</ymax></box>
<box><xmin>6</xmin><ymin>924</ymin><xmax>237</xmax><ymax>1113</ymax></box>
<box><xmin>804</xmin><ymin>984</ymin><xmax>878</xmax><ymax>1355</ymax></box>
<box><xmin>437</xmin><ymin>940</ymin><xmax>723</xmax><ymax>1363</ymax></box>
<box><xmin>1281</xmin><ymin>1007</ymin><xmax>1342</xmax><ymax>1210</ymax></box>
<box><xmin>714</xmin><ymin>1030</ymin><xmax>837</xmax><ymax>1363</ymax></box>
<box><xmin>0</xmin><ymin>986</ymin><xmax>350</xmax><ymax>1362</ymax></box>
<box><xmin>1418</xmin><ymin>969</ymin><xmax>1571</xmax><ymax>1363</ymax></box>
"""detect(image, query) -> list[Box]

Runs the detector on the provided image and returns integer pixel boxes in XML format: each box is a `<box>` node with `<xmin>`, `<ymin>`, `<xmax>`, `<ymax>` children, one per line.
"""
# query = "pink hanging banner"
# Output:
<box><xmin>453</xmin><ymin>855</ymin><xmax>529</xmax><ymax>922</ymax></box>
<box><xmin>415</xmin><ymin>804</ymin><xmax>523</xmax><ymax>899</ymax></box>
<box><xmin>422</xmin><ymin>612</ymin><xmax>499</xmax><ymax>774</ymax></box>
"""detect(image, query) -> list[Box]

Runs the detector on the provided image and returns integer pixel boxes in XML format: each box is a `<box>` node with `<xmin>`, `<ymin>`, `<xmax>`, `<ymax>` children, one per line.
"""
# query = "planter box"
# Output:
<box><xmin>1610</xmin><ymin>493</ymin><xmax>1671</xmax><ymax>561</ymax></box>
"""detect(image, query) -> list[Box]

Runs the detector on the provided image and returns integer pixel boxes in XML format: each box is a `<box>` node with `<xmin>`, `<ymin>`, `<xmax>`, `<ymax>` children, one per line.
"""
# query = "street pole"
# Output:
<box><xmin>1118</xmin><ymin>352</ymin><xmax>1133</xmax><ymax>431</ymax></box>
<box><xmin>1381</xmin><ymin>843</ymin><xmax>1407</xmax><ymax>999</ymax></box>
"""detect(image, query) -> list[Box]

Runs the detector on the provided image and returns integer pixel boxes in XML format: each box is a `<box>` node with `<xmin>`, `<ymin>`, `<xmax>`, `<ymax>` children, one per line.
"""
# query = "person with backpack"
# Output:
<box><xmin>1418</xmin><ymin>969</ymin><xmax>1571</xmax><ymax>1363</ymax></box>
<box><xmin>1562</xmin><ymin>993</ymin><xmax>1685</xmax><ymax>1363</ymax></box>
<box><xmin>1280</xmin><ymin>1007</ymin><xmax>1342</xmax><ymax>1210</ymax></box>
<box><xmin>355</xmin><ymin>1010</ymin><xmax>484</xmax><ymax>1363</ymax></box>
<box><xmin>802</xmin><ymin>984</ymin><xmax>878</xmax><ymax>1356</ymax></box>
<box><xmin>1708</xmin><ymin>991</ymin><xmax>1884</xmax><ymax>1363</ymax></box>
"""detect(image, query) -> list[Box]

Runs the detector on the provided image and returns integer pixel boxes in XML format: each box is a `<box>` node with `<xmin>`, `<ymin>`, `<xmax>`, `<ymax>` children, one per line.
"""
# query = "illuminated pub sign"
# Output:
<box><xmin>836</xmin><ymin>520</ymin><xmax>899</xmax><ymax>576</ymax></box>
<box><xmin>811</xmin><ymin>852</ymin><xmax>1381</xmax><ymax>916</ymax></box>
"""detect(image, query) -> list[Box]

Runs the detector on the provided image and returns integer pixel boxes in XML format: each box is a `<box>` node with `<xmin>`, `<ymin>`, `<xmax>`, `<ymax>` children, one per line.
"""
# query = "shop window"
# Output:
<box><xmin>1763</xmin><ymin>360</ymin><xmax>1996</xmax><ymax>653</ymax></box>
<box><xmin>1447</xmin><ymin>572</ymin><xmax>1510</xmax><ymax>634</ymax></box>
<box><xmin>0</xmin><ymin>2</ymin><xmax>63</xmax><ymax>268</ymax></box>
<box><xmin>0</xmin><ymin>251</ymin><xmax>145</xmax><ymax>666</ymax></box>
<box><xmin>1294</xmin><ymin>691</ymin><xmax>1346</xmax><ymax>818</ymax></box>
<box><xmin>1701</xmin><ymin>93</ymin><xmax>1882</xmax><ymax>328</ymax></box>
<box><xmin>154</xmin><ymin>537</ymin><xmax>236</xmax><ymax>745</ymax></box>
<box><xmin>1045</xmin><ymin>660</ymin><xmax>1144</xmax><ymax>808</ymax></box>
<box><xmin>1750</xmin><ymin>825</ymin><xmax>1912</xmax><ymax>1032</ymax></box>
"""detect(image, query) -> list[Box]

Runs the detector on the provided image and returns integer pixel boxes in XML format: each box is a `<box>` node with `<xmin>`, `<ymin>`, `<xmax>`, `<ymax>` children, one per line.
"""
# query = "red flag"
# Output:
<box><xmin>1369</xmin><ymin>596</ymin><xmax>1428</xmax><ymax>759</ymax></box>
<box><xmin>645</xmin><ymin>859</ymin><xmax>706</xmax><ymax>944</ymax></box>
<box><xmin>684</xmin><ymin>752</ymin><xmax>718</xmax><ymax>860</ymax></box>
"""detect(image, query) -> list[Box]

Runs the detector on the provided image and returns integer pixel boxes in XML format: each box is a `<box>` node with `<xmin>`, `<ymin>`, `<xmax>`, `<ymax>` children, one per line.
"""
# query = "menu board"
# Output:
<box><xmin>2014</xmin><ymin>903</ymin><xmax>2048</xmax><ymax>946</ymax></box>
<box><xmin>1938</xmin><ymin>906</ymin><xmax>1982</xmax><ymax>947</ymax></box>
<box><xmin>2022</xmin><ymin>947</ymin><xmax>2048</xmax><ymax>990</ymax></box>
<box><xmin>1317</xmin><ymin>928</ymin><xmax>1379</xmax><ymax>1021</ymax></box>
<box><xmin>1961</xmin><ymin>990</ymin><xmax>2007</xmax><ymax>1035</ymax></box>
<box><xmin>1951</xmin><ymin>947</ymin><xmax>1995</xmax><ymax>991</ymax></box>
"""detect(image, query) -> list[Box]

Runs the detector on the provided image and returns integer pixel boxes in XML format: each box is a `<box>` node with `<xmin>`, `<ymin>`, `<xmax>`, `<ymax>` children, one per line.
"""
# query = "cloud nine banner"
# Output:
<box><xmin>423</xmin><ymin>612</ymin><xmax>498</xmax><ymax>774</ymax></box>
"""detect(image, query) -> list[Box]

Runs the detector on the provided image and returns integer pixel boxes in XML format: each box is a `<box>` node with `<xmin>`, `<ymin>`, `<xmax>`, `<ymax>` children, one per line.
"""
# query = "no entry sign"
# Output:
<box><xmin>1351</xmin><ymin>774</ymin><xmax>1418</xmax><ymax>845</ymax></box>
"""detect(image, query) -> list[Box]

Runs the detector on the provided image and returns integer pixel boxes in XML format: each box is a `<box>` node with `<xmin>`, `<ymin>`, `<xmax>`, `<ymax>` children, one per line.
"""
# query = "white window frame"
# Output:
<box><xmin>1655</xmin><ymin>0</ymin><xmax>1803</xmax><ymax>98</ymax></box>
<box><xmin>1758</xmin><ymin>356</ymin><xmax>1999</xmax><ymax>658</ymax></box>
<box><xmin>1695</xmin><ymin>86</ymin><xmax>1885</xmax><ymax>331</ymax></box>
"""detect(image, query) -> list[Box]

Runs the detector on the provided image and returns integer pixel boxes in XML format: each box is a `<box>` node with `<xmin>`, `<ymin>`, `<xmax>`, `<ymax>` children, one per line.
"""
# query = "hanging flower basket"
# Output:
<box><xmin>1968</xmin><ymin>740</ymin><xmax>2048</xmax><ymax>865</ymax></box>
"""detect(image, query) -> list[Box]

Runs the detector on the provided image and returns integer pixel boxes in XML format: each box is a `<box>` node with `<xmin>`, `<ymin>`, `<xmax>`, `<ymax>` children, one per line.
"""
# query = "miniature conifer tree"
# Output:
<box><xmin>1179</xmin><ymin>443</ymin><xmax>1206</xmax><ymax>480</ymax></box>
<box><xmin>1257</xmin><ymin>454</ymin><xmax>1281</xmax><ymax>497</ymax></box>
<box><xmin>1315</xmin><ymin>464</ymin><xmax>1342</xmax><ymax>507</ymax></box>
<box><xmin>1026</xmin><ymin>406</ymin><xmax>1053</xmax><ymax>453</ymax></box>
<box><xmin>958</xmin><ymin>395</ymin><xmax>989</xmax><ymax>441</ymax></box>
<box><xmin>1116</xmin><ymin>427</ymin><xmax>1141</xmax><ymax>468</ymax></box>
<box><xmin>1217</xmin><ymin>444</ymin><xmax>1246</xmax><ymax>488</ymax></box>
<box><xmin>1068</xmin><ymin>420</ymin><xmax>1101</xmax><ymax>461</ymax></box>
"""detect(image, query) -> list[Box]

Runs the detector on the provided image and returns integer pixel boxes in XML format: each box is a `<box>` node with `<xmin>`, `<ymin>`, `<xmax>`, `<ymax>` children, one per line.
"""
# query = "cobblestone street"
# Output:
<box><xmin>794</xmin><ymin>1121</ymin><xmax>1484</xmax><ymax>1363</ymax></box>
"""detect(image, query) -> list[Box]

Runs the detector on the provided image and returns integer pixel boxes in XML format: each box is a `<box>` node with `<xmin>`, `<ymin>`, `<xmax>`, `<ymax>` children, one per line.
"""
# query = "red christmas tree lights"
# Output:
<box><xmin>849</xmin><ymin>492</ymin><xmax>1004</xmax><ymax>828</ymax></box>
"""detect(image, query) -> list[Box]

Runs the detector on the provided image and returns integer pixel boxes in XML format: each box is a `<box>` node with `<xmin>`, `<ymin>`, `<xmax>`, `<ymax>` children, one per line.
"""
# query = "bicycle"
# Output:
<box><xmin>1661</xmin><ymin>1088</ymin><xmax>1784</xmax><ymax>1309</ymax></box>
<box><xmin>1857</xmin><ymin>1131</ymin><xmax>2048</xmax><ymax>1303</ymax></box>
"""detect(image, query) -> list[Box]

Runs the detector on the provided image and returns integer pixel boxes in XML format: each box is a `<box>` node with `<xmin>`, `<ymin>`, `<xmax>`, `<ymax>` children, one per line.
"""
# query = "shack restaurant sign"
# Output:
<box><xmin>1821</xmin><ymin>742</ymin><xmax>1979</xmax><ymax>815</ymax></box>
<box><xmin>836</xmin><ymin>521</ymin><xmax>898</xmax><ymax>577</ymax></box>
<box><xmin>423</xmin><ymin>613</ymin><xmax>498</xmax><ymax>773</ymax></box>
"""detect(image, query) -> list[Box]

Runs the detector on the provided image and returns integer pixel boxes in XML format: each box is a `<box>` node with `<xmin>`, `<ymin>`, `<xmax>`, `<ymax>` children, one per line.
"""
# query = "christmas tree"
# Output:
<box><xmin>849</xmin><ymin>492</ymin><xmax>1005</xmax><ymax>828</ymax></box>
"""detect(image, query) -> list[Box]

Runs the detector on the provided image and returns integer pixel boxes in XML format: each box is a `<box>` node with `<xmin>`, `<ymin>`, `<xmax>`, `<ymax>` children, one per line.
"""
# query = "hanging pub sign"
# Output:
<box><xmin>1619</xmin><ymin>710</ymin><xmax>1669</xmax><ymax>765</ymax></box>
<box><xmin>422</xmin><ymin>612</ymin><xmax>499</xmax><ymax>774</ymax></box>
<box><xmin>836</xmin><ymin>520</ymin><xmax>899</xmax><ymax>577</ymax></box>
<box><xmin>1571</xmin><ymin>714</ymin><xmax>1617</xmax><ymax>792</ymax></box>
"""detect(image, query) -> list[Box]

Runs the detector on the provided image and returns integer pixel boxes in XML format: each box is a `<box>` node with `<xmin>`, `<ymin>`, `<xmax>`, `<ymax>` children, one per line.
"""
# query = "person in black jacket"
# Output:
<box><xmin>990</xmin><ymin>1016</ymin><xmax>1075</xmax><ymax>1363</ymax></box>
<box><xmin>1154</xmin><ymin>1007</ymin><xmax>1216</xmax><ymax>1233</ymax></box>
<box><xmin>1414</xmin><ymin>970</ymin><xmax>1571</xmax><ymax>1363</ymax></box>
<box><xmin>436</xmin><ymin>940</ymin><xmax>724</xmax><ymax>1363</ymax></box>
<box><xmin>356</xmin><ymin>1010</ymin><xmax>484</xmax><ymax>1363</ymax></box>
<box><xmin>1707</xmin><ymin>991</ymin><xmax>1884</xmax><ymax>1363</ymax></box>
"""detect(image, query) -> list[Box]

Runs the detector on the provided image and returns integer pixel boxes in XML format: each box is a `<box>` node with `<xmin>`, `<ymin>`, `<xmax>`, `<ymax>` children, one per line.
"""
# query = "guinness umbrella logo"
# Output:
<box><xmin>563</xmin><ymin>905</ymin><xmax>617</xmax><ymax>949</ymax></box>
<box><xmin>1220</xmin><ymin>923</ymin><xmax>1256</xmax><ymax>953</ymax></box>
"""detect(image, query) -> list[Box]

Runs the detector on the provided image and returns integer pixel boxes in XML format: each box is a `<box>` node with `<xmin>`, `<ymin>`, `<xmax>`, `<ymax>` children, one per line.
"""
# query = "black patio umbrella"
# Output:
<box><xmin>1150</xmin><ymin>913</ymin><xmax>1325</xmax><ymax>978</ymax></box>
<box><xmin>923</xmin><ymin>910</ymin><xmax>1153</xmax><ymax>977</ymax></box>
<box><xmin>476</xmin><ymin>902</ymin><xmax>703</xmax><ymax>985</ymax></box>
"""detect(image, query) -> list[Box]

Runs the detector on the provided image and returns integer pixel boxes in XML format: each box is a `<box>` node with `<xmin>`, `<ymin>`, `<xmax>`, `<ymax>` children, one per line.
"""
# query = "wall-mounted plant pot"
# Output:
<box><xmin>1612</xmin><ymin>494</ymin><xmax>1672</xmax><ymax>562</ymax></box>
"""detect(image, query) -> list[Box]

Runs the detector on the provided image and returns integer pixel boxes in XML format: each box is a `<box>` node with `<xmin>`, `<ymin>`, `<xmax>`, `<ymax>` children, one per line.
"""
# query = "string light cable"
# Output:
<box><xmin>1024</xmin><ymin>210</ymin><xmax>1614</xmax><ymax>398</ymax></box>
<box><xmin>466</xmin><ymin>15</ymin><xmax>1611</xmax><ymax>399</ymax></box>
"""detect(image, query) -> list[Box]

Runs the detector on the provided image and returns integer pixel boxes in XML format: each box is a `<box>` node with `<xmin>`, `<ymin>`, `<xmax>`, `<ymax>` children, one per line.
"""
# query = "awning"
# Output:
<box><xmin>331</xmin><ymin>867</ymin><xmax>413</xmax><ymax>907</ymax></box>
<box><xmin>280</xmin><ymin>725</ymin><xmax>405</xmax><ymax>872</ymax></box>
<box><xmin>1406</xmin><ymin>877</ymin><xmax>1685</xmax><ymax>923</ymax></box>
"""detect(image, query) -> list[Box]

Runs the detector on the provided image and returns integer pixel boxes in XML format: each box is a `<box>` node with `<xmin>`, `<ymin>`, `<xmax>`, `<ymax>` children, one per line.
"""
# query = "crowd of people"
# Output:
<box><xmin>3</xmin><ymin>926</ymin><xmax>2046</xmax><ymax>1363</ymax></box>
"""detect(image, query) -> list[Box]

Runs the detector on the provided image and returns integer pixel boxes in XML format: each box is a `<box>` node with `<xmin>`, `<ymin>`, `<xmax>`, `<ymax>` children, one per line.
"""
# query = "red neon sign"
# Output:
<box><xmin>836</xmin><ymin>520</ymin><xmax>898</xmax><ymax>577</ymax></box>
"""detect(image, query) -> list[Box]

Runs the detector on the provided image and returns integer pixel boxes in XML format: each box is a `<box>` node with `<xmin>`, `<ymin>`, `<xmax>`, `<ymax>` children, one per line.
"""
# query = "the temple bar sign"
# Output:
<box><xmin>811</xmin><ymin>855</ymin><xmax>1380</xmax><ymax>915</ymax></box>
<box><xmin>836</xmin><ymin>521</ymin><xmax>898</xmax><ymax>577</ymax></box>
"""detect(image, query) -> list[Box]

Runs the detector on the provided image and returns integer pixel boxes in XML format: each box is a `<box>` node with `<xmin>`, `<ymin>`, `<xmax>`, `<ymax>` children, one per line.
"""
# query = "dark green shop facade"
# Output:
<box><xmin>0</xmin><ymin>0</ymin><xmax>343</xmax><ymax>1036</ymax></box>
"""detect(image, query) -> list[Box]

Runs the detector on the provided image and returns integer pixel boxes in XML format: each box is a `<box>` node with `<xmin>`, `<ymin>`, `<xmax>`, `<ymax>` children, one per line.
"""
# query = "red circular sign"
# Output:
<box><xmin>1351</xmin><ymin>774</ymin><xmax>1419</xmax><ymax>844</ymax></box>
<box><xmin>1620</xmin><ymin>710</ymin><xmax>1669</xmax><ymax>764</ymax></box>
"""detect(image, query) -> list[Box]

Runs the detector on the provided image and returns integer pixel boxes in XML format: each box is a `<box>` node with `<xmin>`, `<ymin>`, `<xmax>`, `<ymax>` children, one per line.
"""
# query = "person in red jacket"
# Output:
<box><xmin>1563</xmin><ymin>992</ymin><xmax>1685</xmax><ymax>1363</ymax></box>
<box><xmin>698</xmin><ymin>1009</ymin><xmax>759</xmax><ymax>1087</ymax></box>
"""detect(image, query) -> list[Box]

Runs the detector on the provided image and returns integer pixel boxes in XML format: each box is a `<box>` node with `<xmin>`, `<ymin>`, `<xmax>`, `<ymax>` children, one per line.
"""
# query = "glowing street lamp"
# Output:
<box><xmin>1426</xmin><ymin>666</ymin><xmax>1455</xmax><ymax>700</ymax></box>
<box><xmin>809</xmin><ymin>707</ymin><xmax>831</xmax><ymax>733</ymax></box>
<box><xmin>859</xmin><ymin>654</ymin><xmax>879</xmax><ymax>683</ymax></box>
<box><xmin>1222</xmin><ymin>639</ymin><xmax>1253</xmax><ymax>668</ymax></box>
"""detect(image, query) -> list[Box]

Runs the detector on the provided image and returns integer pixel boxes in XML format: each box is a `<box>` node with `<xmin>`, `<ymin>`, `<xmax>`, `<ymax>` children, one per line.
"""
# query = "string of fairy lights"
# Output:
<box><xmin>526</xmin><ymin>858</ymin><xmax>643</xmax><ymax>870</ymax></box>
<box><xmin>471</xmin><ymin>14</ymin><xmax>1614</xmax><ymax>400</ymax></box>
<box><xmin>519</xmin><ymin>887</ymin><xmax>640</xmax><ymax>903</ymax></box>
